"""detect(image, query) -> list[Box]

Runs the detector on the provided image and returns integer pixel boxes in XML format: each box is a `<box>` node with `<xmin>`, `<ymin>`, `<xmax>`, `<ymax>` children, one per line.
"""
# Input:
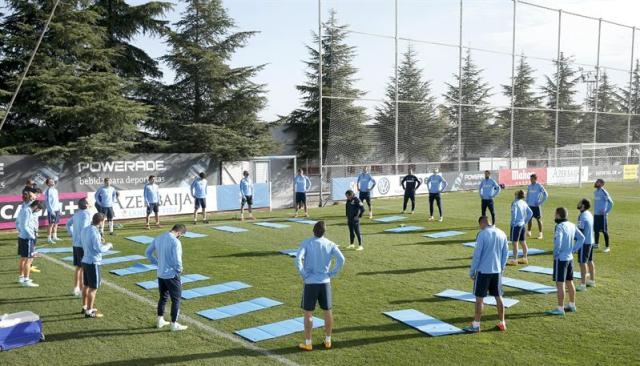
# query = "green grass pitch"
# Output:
<box><xmin>1</xmin><ymin>183</ymin><xmax>639</xmax><ymax>365</ymax></box>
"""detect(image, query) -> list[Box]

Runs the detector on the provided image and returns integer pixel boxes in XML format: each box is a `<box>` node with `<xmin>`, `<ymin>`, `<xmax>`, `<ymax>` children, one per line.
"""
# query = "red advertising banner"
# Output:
<box><xmin>0</xmin><ymin>192</ymin><xmax>87</xmax><ymax>230</ymax></box>
<box><xmin>498</xmin><ymin>168</ymin><xmax>547</xmax><ymax>187</ymax></box>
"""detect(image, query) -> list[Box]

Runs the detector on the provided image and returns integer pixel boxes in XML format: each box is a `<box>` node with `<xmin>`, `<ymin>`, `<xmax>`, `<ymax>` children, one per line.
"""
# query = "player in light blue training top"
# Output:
<box><xmin>426</xmin><ymin>169</ymin><xmax>448</xmax><ymax>222</ymax></box>
<box><xmin>356</xmin><ymin>166</ymin><xmax>376</xmax><ymax>219</ymax></box>
<box><xmin>526</xmin><ymin>173</ymin><xmax>548</xmax><ymax>240</ymax></box>
<box><xmin>144</xmin><ymin>175</ymin><xmax>161</xmax><ymax>229</ymax></box>
<box><xmin>593</xmin><ymin>179</ymin><xmax>613</xmax><ymax>253</ymax></box>
<box><xmin>66</xmin><ymin>198</ymin><xmax>92</xmax><ymax>297</ymax></box>
<box><xmin>95</xmin><ymin>178</ymin><xmax>119</xmax><ymax>235</ymax></box>
<box><xmin>45</xmin><ymin>178</ymin><xmax>62</xmax><ymax>244</ymax></box>
<box><xmin>575</xmin><ymin>198</ymin><xmax>596</xmax><ymax>292</ymax></box>
<box><xmin>240</xmin><ymin>170</ymin><xmax>255</xmax><ymax>221</ymax></box>
<box><xmin>478</xmin><ymin>171</ymin><xmax>501</xmax><ymax>224</ymax></box>
<box><xmin>190</xmin><ymin>172</ymin><xmax>208</xmax><ymax>225</ymax></box>
<box><xmin>294</xmin><ymin>169</ymin><xmax>312</xmax><ymax>218</ymax></box>
<box><xmin>508</xmin><ymin>190</ymin><xmax>533</xmax><ymax>266</ymax></box>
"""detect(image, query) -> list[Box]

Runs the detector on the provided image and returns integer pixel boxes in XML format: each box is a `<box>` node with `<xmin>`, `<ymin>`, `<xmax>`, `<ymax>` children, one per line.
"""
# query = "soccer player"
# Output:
<box><xmin>593</xmin><ymin>179</ymin><xmax>613</xmax><ymax>253</ymax></box>
<box><xmin>145</xmin><ymin>224</ymin><xmax>188</xmax><ymax>332</ymax></box>
<box><xmin>508</xmin><ymin>190</ymin><xmax>533</xmax><ymax>266</ymax></box>
<box><xmin>401</xmin><ymin>168</ymin><xmax>421</xmax><ymax>214</ymax></box>
<box><xmin>190</xmin><ymin>172</ymin><xmax>208</xmax><ymax>224</ymax></box>
<box><xmin>426</xmin><ymin>169</ymin><xmax>448</xmax><ymax>221</ymax></box>
<box><xmin>16</xmin><ymin>200</ymin><xmax>43</xmax><ymax>288</ymax></box>
<box><xmin>526</xmin><ymin>174</ymin><xmax>548</xmax><ymax>240</ymax></box>
<box><xmin>296</xmin><ymin>221</ymin><xmax>345</xmax><ymax>351</ymax></box>
<box><xmin>45</xmin><ymin>178</ymin><xmax>62</xmax><ymax>244</ymax></box>
<box><xmin>240</xmin><ymin>170</ymin><xmax>255</xmax><ymax>221</ymax></box>
<box><xmin>356</xmin><ymin>167</ymin><xmax>376</xmax><ymax>219</ymax></box>
<box><xmin>345</xmin><ymin>190</ymin><xmax>365</xmax><ymax>251</ymax></box>
<box><xmin>81</xmin><ymin>213</ymin><xmax>113</xmax><ymax>318</ymax></box>
<box><xmin>95</xmin><ymin>178</ymin><xmax>118</xmax><ymax>235</ymax></box>
<box><xmin>294</xmin><ymin>169</ymin><xmax>312</xmax><ymax>218</ymax></box>
<box><xmin>463</xmin><ymin>216</ymin><xmax>508</xmax><ymax>333</ymax></box>
<box><xmin>545</xmin><ymin>207</ymin><xmax>585</xmax><ymax>316</ymax></box>
<box><xmin>66</xmin><ymin>198</ymin><xmax>91</xmax><ymax>297</ymax></box>
<box><xmin>144</xmin><ymin>175</ymin><xmax>161</xmax><ymax>229</ymax></box>
<box><xmin>576</xmin><ymin>198</ymin><xmax>596</xmax><ymax>291</ymax></box>
<box><xmin>22</xmin><ymin>179</ymin><xmax>39</xmax><ymax>195</ymax></box>
<box><xmin>479</xmin><ymin>170</ymin><xmax>501</xmax><ymax>224</ymax></box>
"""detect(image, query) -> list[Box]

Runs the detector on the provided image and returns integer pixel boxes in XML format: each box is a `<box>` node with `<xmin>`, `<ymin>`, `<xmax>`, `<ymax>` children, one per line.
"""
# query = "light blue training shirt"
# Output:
<box><xmin>479</xmin><ymin>178</ymin><xmax>501</xmax><ymax>200</ymax></box>
<box><xmin>553</xmin><ymin>220</ymin><xmax>585</xmax><ymax>261</ymax></box>
<box><xmin>144</xmin><ymin>183</ymin><xmax>160</xmax><ymax>205</ymax></box>
<box><xmin>81</xmin><ymin>225</ymin><xmax>112</xmax><ymax>265</ymax></box>
<box><xmin>296</xmin><ymin>236</ymin><xmax>345</xmax><ymax>284</ymax></box>
<box><xmin>190</xmin><ymin>178</ymin><xmax>208</xmax><ymax>199</ymax></box>
<box><xmin>356</xmin><ymin>173</ymin><xmax>376</xmax><ymax>193</ymax></box>
<box><xmin>526</xmin><ymin>182</ymin><xmax>548</xmax><ymax>207</ymax></box>
<box><xmin>511</xmin><ymin>199</ymin><xmax>533</xmax><ymax>227</ymax></box>
<box><xmin>593</xmin><ymin>188</ymin><xmax>613</xmax><ymax>215</ymax></box>
<box><xmin>66</xmin><ymin>209</ymin><xmax>92</xmax><ymax>247</ymax></box>
<box><xmin>427</xmin><ymin>174</ymin><xmax>448</xmax><ymax>193</ymax></box>
<box><xmin>294</xmin><ymin>175</ymin><xmax>312</xmax><ymax>193</ymax></box>
<box><xmin>469</xmin><ymin>225</ymin><xmax>508</xmax><ymax>276</ymax></box>
<box><xmin>145</xmin><ymin>231</ymin><xmax>183</xmax><ymax>279</ymax></box>
<box><xmin>577</xmin><ymin>210</ymin><xmax>595</xmax><ymax>245</ymax></box>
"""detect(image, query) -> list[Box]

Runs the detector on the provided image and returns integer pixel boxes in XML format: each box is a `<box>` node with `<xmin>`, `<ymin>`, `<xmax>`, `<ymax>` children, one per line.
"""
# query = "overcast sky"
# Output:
<box><xmin>4</xmin><ymin>0</ymin><xmax>640</xmax><ymax>120</ymax></box>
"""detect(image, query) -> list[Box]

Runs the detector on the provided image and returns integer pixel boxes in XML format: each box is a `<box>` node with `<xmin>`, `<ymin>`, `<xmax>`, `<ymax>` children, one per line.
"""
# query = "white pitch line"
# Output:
<box><xmin>40</xmin><ymin>254</ymin><xmax>300</xmax><ymax>366</ymax></box>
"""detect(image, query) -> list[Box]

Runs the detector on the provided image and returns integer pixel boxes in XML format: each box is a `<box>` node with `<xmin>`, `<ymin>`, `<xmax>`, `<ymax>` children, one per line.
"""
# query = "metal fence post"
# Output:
<box><xmin>579</xmin><ymin>143</ymin><xmax>584</xmax><ymax>188</ymax></box>
<box><xmin>554</xmin><ymin>9</ymin><xmax>562</xmax><ymax>167</ymax></box>
<box><xmin>592</xmin><ymin>18</ymin><xmax>602</xmax><ymax>166</ymax></box>
<box><xmin>627</xmin><ymin>27</ymin><xmax>636</xmax><ymax>164</ymax></box>
<box><xmin>394</xmin><ymin>0</ymin><xmax>399</xmax><ymax>175</ymax></box>
<box><xmin>509</xmin><ymin>0</ymin><xmax>516</xmax><ymax>169</ymax></box>
<box><xmin>457</xmin><ymin>0</ymin><xmax>463</xmax><ymax>172</ymax></box>
<box><xmin>317</xmin><ymin>0</ymin><xmax>324</xmax><ymax>206</ymax></box>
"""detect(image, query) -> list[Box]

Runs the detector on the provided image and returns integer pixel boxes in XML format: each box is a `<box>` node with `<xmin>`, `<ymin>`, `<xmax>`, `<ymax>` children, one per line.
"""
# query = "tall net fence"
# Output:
<box><xmin>316</xmin><ymin>0</ymin><xmax>640</xmax><ymax>198</ymax></box>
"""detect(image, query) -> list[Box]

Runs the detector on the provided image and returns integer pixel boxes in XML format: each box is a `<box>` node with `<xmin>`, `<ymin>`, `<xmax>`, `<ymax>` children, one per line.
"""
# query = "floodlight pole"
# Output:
<box><xmin>554</xmin><ymin>9</ymin><xmax>562</xmax><ymax>168</ymax></box>
<box><xmin>394</xmin><ymin>0</ymin><xmax>399</xmax><ymax>175</ymax></box>
<box><xmin>318</xmin><ymin>0</ymin><xmax>324</xmax><ymax>206</ymax></box>
<box><xmin>592</xmin><ymin>18</ymin><xmax>602</xmax><ymax>167</ymax></box>
<box><xmin>626</xmin><ymin>27</ymin><xmax>636</xmax><ymax>164</ymax></box>
<box><xmin>509</xmin><ymin>0</ymin><xmax>516</xmax><ymax>169</ymax></box>
<box><xmin>457</xmin><ymin>0</ymin><xmax>463</xmax><ymax>172</ymax></box>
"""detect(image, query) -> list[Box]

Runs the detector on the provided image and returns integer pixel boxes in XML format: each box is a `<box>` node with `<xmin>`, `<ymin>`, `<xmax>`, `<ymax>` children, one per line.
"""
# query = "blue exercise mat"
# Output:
<box><xmin>383</xmin><ymin>309</ymin><xmax>464</xmax><ymax>337</ymax></box>
<box><xmin>374</xmin><ymin>215</ymin><xmax>407</xmax><ymax>223</ymax></box>
<box><xmin>384</xmin><ymin>226</ymin><xmax>424</xmax><ymax>233</ymax></box>
<box><xmin>287</xmin><ymin>218</ymin><xmax>317</xmax><ymax>225</ymax></box>
<box><xmin>463</xmin><ymin>242</ymin><xmax>547</xmax><ymax>256</ymax></box>
<box><xmin>182</xmin><ymin>281</ymin><xmax>251</xmax><ymax>300</ymax></box>
<box><xmin>197</xmin><ymin>297</ymin><xmax>283</xmax><ymax>320</ymax></box>
<box><xmin>136</xmin><ymin>274</ymin><xmax>210</xmax><ymax>289</ymax></box>
<box><xmin>100</xmin><ymin>255</ymin><xmax>146</xmax><ymax>266</ymax></box>
<box><xmin>35</xmin><ymin>247</ymin><xmax>72</xmax><ymax>254</ymax></box>
<box><xmin>182</xmin><ymin>232</ymin><xmax>208</xmax><ymax>238</ymax></box>
<box><xmin>519</xmin><ymin>265</ymin><xmax>582</xmax><ymax>279</ymax></box>
<box><xmin>254</xmin><ymin>222</ymin><xmax>290</xmax><ymax>229</ymax></box>
<box><xmin>110</xmin><ymin>262</ymin><xmax>158</xmax><ymax>276</ymax></box>
<box><xmin>62</xmin><ymin>250</ymin><xmax>119</xmax><ymax>262</ymax></box>
<box><xmin>435</xmin><ymin>289</ymin><xmax>519</xmax><ymax>308</ymax></box>
<box><xmin>502</xmin><ymin>277</ymin><xmax>556</xmax><ymax>294</ymax></box>
<box><xmin>423</xmin><ymin>230</ymin><xmax>465</xmax><ymax>239</ymax></box>
<box><xmin>125</xmin><ymin>236</ymin><xmax>154</xmax><ymax>244</ymax></box>
<box><xmin>213</xmin><ymin>226</ymin><xmax>248</xmax><ymax>233</ymax></box>
<box><xmin>235</xmin><ymin>317</ymin><xmax>325</xmax><ymax>342</ymax></box>
<box><xmin>279</xmin><ymin>249</ymin><xmax>298</xmax><ymax>257</ymax></box>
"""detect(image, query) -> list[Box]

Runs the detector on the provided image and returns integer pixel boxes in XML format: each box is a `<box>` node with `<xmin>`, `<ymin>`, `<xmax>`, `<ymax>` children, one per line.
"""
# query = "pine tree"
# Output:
<box><xmin>617</xmin><ymin>59</ymin><xmax>640</xmax><ymax>142</ymax></box>
<box><xmin>375</xmin><ymin>45</ymin><xmax>443</xmax><ymax>163</ymax></box>
<box><xmin>541</xmin><ymin>53</ymin><xmax>585</xmax><ymax>146</ymax></box>
<box><xmin>497</xmin><ymin>56</ymin><xmax>552</xmax><ymax>157</ymax></box>
<box><xmin>93</xmin><ymin>0</ymin><xmax>173</xmax><ymax>78</ymax></box>
<box><xmin>443</xmin><ymin>49</ymin><xmax>496</xmax><ymax>161</ymax></box>
<box><xmin>281</xmin><ymin>10</ymin><xmax>370</xmax><ymax>163</ymax></box>
<box><xmin>155</xmin><ymin>0</ymin><xmax>275</xmax><ymax>160</ymax></box>
<box><xmin>586</xmin><ymin>71</ymin><xmax>627</xmax><ymax>143</ymax></box>
<box><xmin>0</xmin><ymin>0</ymin><xmax>148</xmax><ymax>160</ymax></box>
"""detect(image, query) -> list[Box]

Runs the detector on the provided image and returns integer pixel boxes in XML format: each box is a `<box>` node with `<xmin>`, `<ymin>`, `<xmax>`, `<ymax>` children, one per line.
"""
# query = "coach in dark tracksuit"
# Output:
<box><xmin>401</xmin><ymin>169</ymin><xmax>422</xmax><ymax>214</ymax></box>
<box><xmin>345</xmin><ymin>190</ymin><xmax>365</xmax><ymax>251</ymax></box>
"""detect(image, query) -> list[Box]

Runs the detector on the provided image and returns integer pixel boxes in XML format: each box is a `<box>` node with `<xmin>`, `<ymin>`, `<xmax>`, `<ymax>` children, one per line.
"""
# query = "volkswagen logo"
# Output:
<box><xmin>377</xmin><ymin>177</ymin><xmax>390</xmax><ymax>195</ymax></box>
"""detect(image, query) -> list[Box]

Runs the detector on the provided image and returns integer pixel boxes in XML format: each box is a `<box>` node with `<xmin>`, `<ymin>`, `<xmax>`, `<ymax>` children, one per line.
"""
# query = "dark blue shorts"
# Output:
<box><xmin>82</xmin><ymin>263</ymin><xmax>101</xmax><ymax>289</ymax></box>
<box><xmin>194</xmin><ymin>198</ymin><xmax>206</xmax><ymax>209</ymax></box>
<box><xmin>147</xmin><ymin>203</ymin><xmax>159</xmax><ymax>215</ymax></box>
<box><xmin>578</xmin><ymin>244</ymin><xmax>594</xmax><ymax>264</ymax></box>
<box><xmin>553</xmin><ymin>259</ymin><xmax>574</xmax><ymax>282</ymax></box>
<box><xmin>295</xmin><ymin>192</ymin><xmax>307</xmax><ymax>204</ymax></box>
<box><xmin>510</xmin><ymin>225</ymin><xmax>525</xmax><ymax>242</ymax></box>
<box><xmin>99</xmin><ymin>206</ymin><xmax>114</xmax><ymax>220</ymax></box>
<box><xmin>529</xmin><ymin>206</ymin><xmax>541</xmax><ymax>219</ymax></box>
<box><xmin>473</xmin><ymin>273</ymin><xmax>502</xmax><ymax>298</ymax></box>
<box><xmin>594</xmin><ymin>215</ymin><xmax>607</xmax><ymax>233</ymax></box>
<box><xmin>47</xmin><ymin>211</ymin><xmax>61</xmax><ymax>225</ymax></box>
<box><xmin>17</xmin><ymin>238</ymin><xmax>36</xmax><ymax>258</ymax></box>
<box><xmin>358</xmin><ymin>191</ymin><xmax>371</xmax><ymax>204</ymax></box>
<box><xmin>241</xmin><ymin>195</ymin><xmax>253</xmax><ymax>206</ymax></box>
<box><xmin>72</xmin><ymin>247</ymin><xmax>84</xmax><ymax>267</ymax></box>
<box><xmin>301</xmin><ymin>283</ymin><xmax>332</xmax><ymax>311</ymax></box>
